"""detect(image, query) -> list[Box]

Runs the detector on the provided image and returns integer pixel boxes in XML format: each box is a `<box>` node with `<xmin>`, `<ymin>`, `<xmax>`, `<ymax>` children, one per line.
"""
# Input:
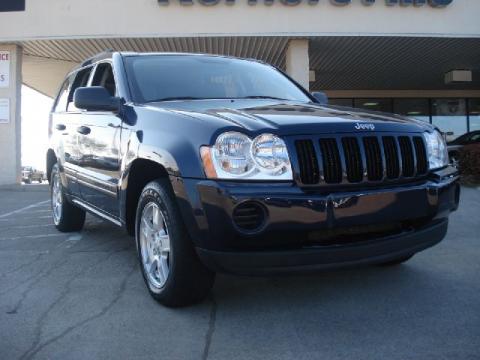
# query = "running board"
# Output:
<box><xmin>72</xmin><ymin>199</ymin><xmax>122</xmax><ymax>227</ymax></box>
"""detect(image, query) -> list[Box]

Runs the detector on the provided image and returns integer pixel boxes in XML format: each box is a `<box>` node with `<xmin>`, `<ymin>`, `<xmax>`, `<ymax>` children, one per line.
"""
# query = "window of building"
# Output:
<box><xmin>353</xmin><ymin>98</ymin><xmax>392</xmax><ymax>113</ymax></box>
<box><xmin>432</xmin><ymin>99</ymin><xmax>467</xmax><ymax>142</ymax></box>
<box><xmin>468</xmin><ymin>99</ymin><xmax>480</xmax><ymax>132</ymax></box>
<box><xmin>329</xmin><ymin>98</ymin><xmax>353</xmax><ymax>107</ymax></box>
<box><xmin>323</xmin><ymin>96</ymin><xmax>477</xmax><ymax>140</ymax></box>
<box><xmin>393</xmin><ymin>98</ymin><xmax>430</xmax><ymax>123</ymax></box>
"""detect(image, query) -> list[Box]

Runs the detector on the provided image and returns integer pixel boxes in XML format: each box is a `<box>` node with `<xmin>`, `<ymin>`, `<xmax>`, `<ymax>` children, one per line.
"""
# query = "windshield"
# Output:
<box><xmin>124</xmin><ymin>55</ymin><xmax>311</xmax><ymax>104</ymax></box>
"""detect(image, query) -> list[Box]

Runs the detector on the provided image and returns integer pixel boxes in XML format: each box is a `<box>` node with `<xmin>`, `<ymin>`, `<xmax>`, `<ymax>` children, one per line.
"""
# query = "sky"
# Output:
<box><xmin>21</xmin><ymin>85</ymin><xmax>53</xmax><ymax>170</ymax></box>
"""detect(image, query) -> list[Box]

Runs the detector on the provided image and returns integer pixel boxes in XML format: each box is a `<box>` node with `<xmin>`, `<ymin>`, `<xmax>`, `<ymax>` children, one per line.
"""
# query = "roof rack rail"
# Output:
<box><xmin>80</xmin><ymin>49</ymin><xmax>115</xmax><ymax>67</ymax></box>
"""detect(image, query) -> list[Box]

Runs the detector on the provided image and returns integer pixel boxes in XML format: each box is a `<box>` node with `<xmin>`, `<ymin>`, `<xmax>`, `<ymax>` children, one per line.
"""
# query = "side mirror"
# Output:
<box><xmin>311</xmin><ymin>91</ymin><xmax>329</xmax><ymax>105</ymax></box>
<box><xmin>74</xmin><ymin>86</ymin><xmax>121</xmax><ymax>112</ymax></box>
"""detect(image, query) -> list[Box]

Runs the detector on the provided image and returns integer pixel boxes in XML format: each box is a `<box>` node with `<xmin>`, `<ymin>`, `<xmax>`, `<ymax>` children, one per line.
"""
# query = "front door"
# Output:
<box><xmin>75</xmin><ymin>62</ymin><xmax>123</xmax><ymax>217</ymax></box>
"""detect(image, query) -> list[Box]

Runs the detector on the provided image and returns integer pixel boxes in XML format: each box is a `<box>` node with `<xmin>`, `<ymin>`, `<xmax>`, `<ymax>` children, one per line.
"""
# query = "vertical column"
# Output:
<box><xmin>285</xmin><ymin>39</ymin><xmax>310</xmax><ymax>91</ymax></box>
<box><xmin>0</xmin><ymin>45</ymin><xmax>22</xmax><ymax>185</ymax></box>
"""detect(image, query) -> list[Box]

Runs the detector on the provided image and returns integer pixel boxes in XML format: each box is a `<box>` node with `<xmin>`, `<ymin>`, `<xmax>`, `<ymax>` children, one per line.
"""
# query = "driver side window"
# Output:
<box><xmin>470</xmin><ymin>134</ymin><xmax>480</xmax><ymax>143</ymax></box>
<box><xmin>91</xmin><ymin>63</ymin><xmax>117</xmax><ymax>97</ymax></box>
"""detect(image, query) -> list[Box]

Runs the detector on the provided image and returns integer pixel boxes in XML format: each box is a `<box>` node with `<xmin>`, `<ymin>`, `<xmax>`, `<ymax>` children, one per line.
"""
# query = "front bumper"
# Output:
<box><xmin>173</xmin><ymin>166</ymin><xmax>460</xmax><ymax>274</ymax></box>
<box><xmin>197</xmin><ymin>219</ymin><xmax>448</xmax><ymax>275</ymax></box>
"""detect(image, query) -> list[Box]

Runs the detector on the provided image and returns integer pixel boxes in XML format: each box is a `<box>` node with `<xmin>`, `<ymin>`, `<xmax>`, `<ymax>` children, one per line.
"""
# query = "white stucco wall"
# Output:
<box><xmin>0</xmin><ymin>45</ymin><xmax>22</xmax><ymax>185</ymax></box>
<box><xmin>286</xmin><ymin>39</ymin><xmax>310</xmax><ymax>90</ymax></box>
<box><xmin>0</xmin><ymin>0</ymin><xmax>479</xmax><ymax>41</ymax></box>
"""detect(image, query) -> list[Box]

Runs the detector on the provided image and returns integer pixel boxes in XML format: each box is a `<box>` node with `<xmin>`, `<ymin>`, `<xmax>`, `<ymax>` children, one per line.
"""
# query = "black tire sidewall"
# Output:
<box><xmin>50</xmin><ymin>164</ymin><xmax>63</xmax><ymax>226</ymax></box>
<box><xmin>50</xmin><ymin>163</ymin><xmax>85</xmax><ymax>232</ymax></box>
<box><xmin>135</xmin><ymin>181</ymin><xmax>179</xmax><ymax>297</ymax></box>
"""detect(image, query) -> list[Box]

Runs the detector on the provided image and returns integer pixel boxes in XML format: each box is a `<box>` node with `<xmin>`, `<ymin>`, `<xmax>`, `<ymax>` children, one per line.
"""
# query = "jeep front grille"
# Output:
<box><xmin>294</xmin><ymin>134</ymin><xmax>428</xmax><ymax>187</ymax></box>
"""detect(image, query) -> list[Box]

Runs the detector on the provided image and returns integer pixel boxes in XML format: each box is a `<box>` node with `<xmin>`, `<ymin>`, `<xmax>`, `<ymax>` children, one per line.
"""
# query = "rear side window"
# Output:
<box><xmin>53</xmin><ymin>77</ymin><xmax>71</xmax><ymax>113</ymax></box>
<box><xmin>67</xmin><ymin>66</ymin><xmax>93</xmax><ymax>112</ymax></box>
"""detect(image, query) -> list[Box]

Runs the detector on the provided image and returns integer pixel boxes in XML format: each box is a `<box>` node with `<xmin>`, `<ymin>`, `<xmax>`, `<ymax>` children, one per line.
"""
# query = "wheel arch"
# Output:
<box><xmin>121</xmin><ymin>158</ymin><xmax>172</xmax><ymax>236</ymax></box>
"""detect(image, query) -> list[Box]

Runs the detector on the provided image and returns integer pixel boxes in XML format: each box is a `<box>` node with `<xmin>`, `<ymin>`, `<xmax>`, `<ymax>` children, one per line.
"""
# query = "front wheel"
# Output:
<box><xmin>50</xmin><ymin>164</ymin><xmax>86</xmax><ymax>232</ymax></box>
<box><xmin>135</xmin><ymin>179</ymin><xmax>215</xmax><ymax>307</ymax></box>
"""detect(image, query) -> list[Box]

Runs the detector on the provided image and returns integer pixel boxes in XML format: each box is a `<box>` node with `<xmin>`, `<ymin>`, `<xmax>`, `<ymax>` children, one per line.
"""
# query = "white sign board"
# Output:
<box><xmin>0</xmin><ymin>98</ymin><xmax>10</xmax><ymax>124</ymax></box>
<box><xmin>0</xmin><ymin>51</ymin><xmax>10</xmax><ymax>88</ymax></box>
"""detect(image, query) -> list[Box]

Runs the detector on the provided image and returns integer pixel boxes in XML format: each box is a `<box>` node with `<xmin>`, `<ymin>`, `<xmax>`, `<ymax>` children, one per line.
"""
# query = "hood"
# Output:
<box><xmin>145</xmin><ymin>99</ymin><xmax>431</xmax><ymax>136</ymax></box>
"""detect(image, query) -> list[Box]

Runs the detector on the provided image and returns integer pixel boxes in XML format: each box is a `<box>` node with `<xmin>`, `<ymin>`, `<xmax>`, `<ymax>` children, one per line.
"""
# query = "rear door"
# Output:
<box><xmin>50</xmin><ymin>67</ymin><xmax>93</xmax><ymax>197</ymax></box>
<box><xmin>75</xmin><ymin>62</ymin><xmax>123</xmax><ymax>217</ymax></box>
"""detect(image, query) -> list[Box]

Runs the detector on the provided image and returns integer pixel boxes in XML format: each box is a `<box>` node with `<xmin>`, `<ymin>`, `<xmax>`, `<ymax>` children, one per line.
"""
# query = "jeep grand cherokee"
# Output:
<box><xmin>47</xmin><ymin>52</ymin><xmax>460</xmax><ymax>307</ymax></box>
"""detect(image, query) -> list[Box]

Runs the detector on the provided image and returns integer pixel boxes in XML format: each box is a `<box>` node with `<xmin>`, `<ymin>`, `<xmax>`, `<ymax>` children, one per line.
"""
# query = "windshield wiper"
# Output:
<box><xmin>235</xmin><ymin>96</ymin><xmax>290</xmax><ymax>101</ymax></box>
<box><xmin>146</xmin><ymin>96</ymin><xmax>290</xmax><ymax>103</ymax></box>
<box><xmin>146</xmin><ymin>96</ymin><xmax>207</xmax><ymax>103</ymax></box>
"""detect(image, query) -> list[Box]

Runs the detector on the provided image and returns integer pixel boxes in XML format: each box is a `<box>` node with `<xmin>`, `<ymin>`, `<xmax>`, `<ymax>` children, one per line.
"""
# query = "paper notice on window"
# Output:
<box><xmin>0</xmin><ymin>98</ymin><xmax>10</xmax><ymax>124</ymax></box>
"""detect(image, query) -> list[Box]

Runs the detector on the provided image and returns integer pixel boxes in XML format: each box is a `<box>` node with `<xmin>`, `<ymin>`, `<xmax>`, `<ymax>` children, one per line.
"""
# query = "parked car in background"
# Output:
<box><xmin>47</xmin><ymin>52</ymin><xmax>460</xmax><ymax>307</ymax></box>
<box><xmin>447</xmin><ymin>130</ymin><xmax>480</xmax><ymax>166</ymax></box>
<box><xmin>22</xmin><ymin>166</ymin><xmax>45</xmax><ymax>184</ymax></box>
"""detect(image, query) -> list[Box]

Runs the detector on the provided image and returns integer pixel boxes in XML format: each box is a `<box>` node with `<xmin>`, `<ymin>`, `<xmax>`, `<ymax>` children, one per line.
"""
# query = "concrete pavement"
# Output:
<box><xmin>0</xmin><ymin>185</ymin><xmax>479</xmax><ymax>360</ymax></box>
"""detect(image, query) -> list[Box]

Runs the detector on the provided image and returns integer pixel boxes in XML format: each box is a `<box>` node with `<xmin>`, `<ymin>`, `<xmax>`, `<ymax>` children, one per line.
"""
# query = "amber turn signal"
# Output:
<box><xmin>200</xmin><ymin>146</ymin><xmax>217</xmax><ymax>179</ymax></box>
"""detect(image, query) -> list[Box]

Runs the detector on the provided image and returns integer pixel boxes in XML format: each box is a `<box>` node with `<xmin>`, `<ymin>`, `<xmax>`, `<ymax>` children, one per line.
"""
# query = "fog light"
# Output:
<box><xmin>232</xmin><ymin>202</ymin><xmax>267</xmax><ymax>233</ymax></box>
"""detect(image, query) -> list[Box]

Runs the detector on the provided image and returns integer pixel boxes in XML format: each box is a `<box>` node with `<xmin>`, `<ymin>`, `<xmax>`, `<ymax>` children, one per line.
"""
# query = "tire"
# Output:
<box><xmin>24</xmin><ymin>178</ymin><xmax>31</xmax><ymax>184</ymax></box>
<box><xmin>50</xmin><ymin>163</ymin><xmax>86</xmax><ymax>232</ymax></box>
<box><xmin>135</xmin><ymin>179</ymin><xmax>215</xmax><ymax>307</ymax></box>
<box><xmin>377</xmin><ymin>254</ymin><xmax>414</xmax><ymax>266</ymax></box>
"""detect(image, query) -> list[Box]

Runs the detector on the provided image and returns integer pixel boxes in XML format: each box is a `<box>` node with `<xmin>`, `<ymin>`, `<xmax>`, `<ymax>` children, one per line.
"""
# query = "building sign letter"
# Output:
<box><xmin>0</xmin><ymin>51</ymin><xmax>10</xmax><ymax>88</ymax></box>
<box><xmin>157</xmin><ymin>0</ymin><xmax>453</xmax><ymax>7</ymax></box>
<box><xmin>386</xmin><ymin>0</ymin><xmax>452</xmax><ymax>6</ymax></box>
<box><xmin>330</xmin><ymin>0</ymin><xmax>351</xmax><ymax>5</ymax></box>
<box><xmin>0</xmin><ymin>0</ymin><xmax>25</xmax><ymax>12</ymax></box>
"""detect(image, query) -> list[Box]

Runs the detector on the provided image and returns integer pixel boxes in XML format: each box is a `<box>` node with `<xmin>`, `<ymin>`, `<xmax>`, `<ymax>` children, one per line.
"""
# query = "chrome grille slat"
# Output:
<box><xmin>363</xmin><ymin>136</ymin><xmax>383</xmax><ymax>181</ymax></box>
<box><xmin>382</xmin><ymin>136</ymin><xmax>400</xmax><ymax>179</ymax></box>
<box><xmin>295</xmin><ymin>140</ymin><xmax>319</xmax><ymax>185</ymax></box>
<box><xmin>398</xmin><ymin>136</ymin><xmax>415</xmax><ymax>177</ymax></box>
<box><xmin>341</xmin><ymin>137</ymin><xmax>363</xmax><ymax>183</ymax></box>
<box><xmin>413</xmin><ymin>136</ymin><xmax>428</xmax><ymax>175</ymax></box>
<box><xmin>319</xmin><ymin>138</ymin><xmax>342</xmax><ymax>184</ymax></box>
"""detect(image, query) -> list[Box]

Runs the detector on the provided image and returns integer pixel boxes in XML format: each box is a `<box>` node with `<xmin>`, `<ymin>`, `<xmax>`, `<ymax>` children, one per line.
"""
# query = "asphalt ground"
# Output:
<box><xmin>0</xmin><ymin>184</ymin><xmax>479</xmax><ymax>360</ymax></box>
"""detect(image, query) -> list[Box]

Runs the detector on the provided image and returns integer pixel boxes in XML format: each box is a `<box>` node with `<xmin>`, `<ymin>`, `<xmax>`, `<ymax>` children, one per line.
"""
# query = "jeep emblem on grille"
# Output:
<box><xmin>355</xmin><ymin>123</ymin><xmax>375</xmax><ymax>131</ymax></box>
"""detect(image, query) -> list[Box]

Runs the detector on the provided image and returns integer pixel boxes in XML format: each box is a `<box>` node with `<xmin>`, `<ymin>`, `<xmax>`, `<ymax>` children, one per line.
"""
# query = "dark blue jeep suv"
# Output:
<box><xmin>47</xmin><ymin>52</ymin><xmax>460</xmax><ymax>306</ymax></box>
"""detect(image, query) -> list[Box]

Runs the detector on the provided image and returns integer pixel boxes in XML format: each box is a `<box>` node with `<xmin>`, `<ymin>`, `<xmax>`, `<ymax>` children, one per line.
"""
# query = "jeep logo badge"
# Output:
<box><xmin>355</xmin><ymin>123</ymin><xmax>375</xmax><ymax>131</ymax></box>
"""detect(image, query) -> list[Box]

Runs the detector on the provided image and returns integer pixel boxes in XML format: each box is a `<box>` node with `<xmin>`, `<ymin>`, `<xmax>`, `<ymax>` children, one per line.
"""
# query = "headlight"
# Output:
<box><xmin>213</xmin><ymin>132</ymin><xmax>255</xmax><ymax>176</ymax></box>
<box><xmin>200</xmin><ymin>131</ymin><xmax>293</xmax><ymax>180</ymax></box>
<box><xmin>251</xmin><ymin>134</ymin><xmax>290</xmax><ymax>175</ymax></box>
<box><xmin>424</xmin><ymin>130</ymin><xmax>449</xmax><ymax>170</ymax></box>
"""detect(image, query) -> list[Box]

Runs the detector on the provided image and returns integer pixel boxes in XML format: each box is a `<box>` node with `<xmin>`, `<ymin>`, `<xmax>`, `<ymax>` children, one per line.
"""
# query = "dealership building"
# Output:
<box><xmin>0</xmin><ymin>0</ymin><xmax>479</xmax><ymax>184</ymax></box>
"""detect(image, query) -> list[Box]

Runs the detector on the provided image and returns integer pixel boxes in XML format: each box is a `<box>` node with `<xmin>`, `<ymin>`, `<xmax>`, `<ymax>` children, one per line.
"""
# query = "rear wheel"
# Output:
<box><xmin>50</xmin><ymin>164</ymin><xmax>86</xmax><ymax>232</ymax></box>
<box><xmin>135</xmin><ymin>179</ymin><xmax>215</xmax><ymax>307</ymax></box>
<box><xmin>377</xmin><ymin>254</ymin><xmax>414</xmax><ymax>266</ymax></box>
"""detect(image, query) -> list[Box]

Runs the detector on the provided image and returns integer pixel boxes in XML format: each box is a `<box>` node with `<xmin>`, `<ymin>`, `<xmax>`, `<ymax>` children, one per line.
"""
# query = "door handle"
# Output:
<box><xmin>55</xmin><ymin>124</ymin><xmax>66</xmax><ymax>131</ymax></box>
<box><xmin>77</xmin><ymin>126</ymin><xmax>91</xmax><ymax>135</ymax></box>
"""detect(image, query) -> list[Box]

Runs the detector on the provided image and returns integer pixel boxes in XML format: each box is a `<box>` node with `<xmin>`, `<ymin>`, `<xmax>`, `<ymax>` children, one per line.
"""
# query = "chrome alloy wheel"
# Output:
<box><xmin>51</xmin><ymin>172</ymin><xmax>63</xmax><ymax>225</ymax></box>
<box><xmin>139</xmin><ymin>202</ymin><xmax>171</xmax><ymax>289</ymax></box>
